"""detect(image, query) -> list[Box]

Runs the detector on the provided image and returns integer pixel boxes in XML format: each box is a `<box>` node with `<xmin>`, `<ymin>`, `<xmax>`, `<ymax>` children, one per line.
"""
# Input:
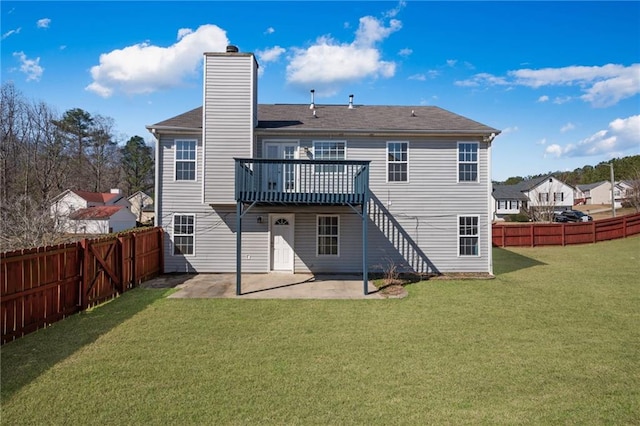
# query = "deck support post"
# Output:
<box><xmin>362</xmin><ymin>195</ymin><xmax>369</xmax><ymax>295</ymax></box>
<box><xmin>236</xmin><ymin>201</ymin><xmax>242</xmax><ymax>295</ymax></box>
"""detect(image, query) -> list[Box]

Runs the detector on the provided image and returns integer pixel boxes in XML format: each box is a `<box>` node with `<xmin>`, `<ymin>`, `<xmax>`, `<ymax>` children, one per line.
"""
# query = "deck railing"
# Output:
<box><xmin>235</xmin><ymin>158</ymin><xmax>370</xmax><ymax>205</ymax></box>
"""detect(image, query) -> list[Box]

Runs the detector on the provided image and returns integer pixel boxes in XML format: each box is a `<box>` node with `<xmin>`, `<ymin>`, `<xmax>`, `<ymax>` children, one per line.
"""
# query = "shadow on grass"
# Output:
<box><xmin>0</xmin><ymin>288</ymin><xmax>170</xmax><ymax>404</ymax></box>
<box><xmin>493</xmin><ymin>247</ymin><xmax>546</xmax><ymax>275</ymax></box>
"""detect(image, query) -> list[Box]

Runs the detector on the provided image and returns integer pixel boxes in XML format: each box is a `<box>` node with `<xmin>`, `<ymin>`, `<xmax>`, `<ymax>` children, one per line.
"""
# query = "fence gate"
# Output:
<box><xmin>81</xmin><ymin>238</ymin><xmax>122</xmax><ymax>309</ymax></box>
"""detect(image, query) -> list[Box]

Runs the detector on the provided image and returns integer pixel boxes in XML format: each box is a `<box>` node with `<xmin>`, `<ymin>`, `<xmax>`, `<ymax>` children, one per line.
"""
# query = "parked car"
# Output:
<box><xmin>554</xmin><ymin>210</ymin><xmax>593</xmax><ymax>222</ymax></box>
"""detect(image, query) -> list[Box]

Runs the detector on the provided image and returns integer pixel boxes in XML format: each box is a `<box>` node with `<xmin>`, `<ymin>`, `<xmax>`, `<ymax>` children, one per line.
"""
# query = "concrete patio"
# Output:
<box><xmin>141</xmin><ymin>273</ymin><xmax>385</xmax><ymax>299</ymax></box>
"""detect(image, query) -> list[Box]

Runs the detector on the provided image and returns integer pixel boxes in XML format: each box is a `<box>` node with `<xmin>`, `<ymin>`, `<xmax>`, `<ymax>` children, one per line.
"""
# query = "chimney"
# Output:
<box><xmin>226</xmin><ymin>45</ymin><xmax>239</xmax><ymax>53</ymax></box>
<box><xmin>309</xmin><ymin>89</ymin><xmax>315</xmax><ymax>109</ymax></box>
<box><xmin>110</xmin><ymin>188</ymin><xmax>123</xmax><ymax>194</ymax></box>
<box><xmin>348</xmin><ymin>94</ymin><xmax>354</xmax><ymax>109</ymax></box>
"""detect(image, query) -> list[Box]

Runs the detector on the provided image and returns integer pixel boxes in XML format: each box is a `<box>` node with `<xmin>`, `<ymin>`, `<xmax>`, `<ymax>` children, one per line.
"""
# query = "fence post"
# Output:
<box><xmin>501</xmin><ymin>226</ymin><xmax>506</xmax><ymax>247</ymax></box>
<box><xmin>530</xmin><ymin>224</ymin><xmax>534</xmax><ymax>247</ymax></box>
<box><xmin>623</xmin><ymin>216</ymin><xmax>627</xmax><ymax>238</ymax></box>
<box><xmin>562</xmin><ymin>223</ymin><xmax>565</xmax><ymax>246</ymax></box>
<box><xmin>118</xmin><ymin>234</ymin><xmax>126</xmax><ymax>293</ymax></box>
<box><xmin>159</xmin><ymin>228</ymin><xmax>164</xmax><ymax>274</ymax></box>
<box><xmin>592</xmin><ymin>221</ymin><xmax>596</xmax><ymax>243</ymax></box>
<box><xmin>131</xmin><ymin>231</ymin><xmax>138</xmax><ymax>286</ymax></box>
<box><xmin>80</xmin><ymin>239</ymin><xmax>89</xmax><ymax>311</ymax></box>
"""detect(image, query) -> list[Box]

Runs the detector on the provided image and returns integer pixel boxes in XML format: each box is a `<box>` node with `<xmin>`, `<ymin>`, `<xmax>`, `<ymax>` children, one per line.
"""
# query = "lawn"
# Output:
<box><xmin>2</xmin><ymin>237</ymin><xmax>639</xmax><ymax>425</ymax></box>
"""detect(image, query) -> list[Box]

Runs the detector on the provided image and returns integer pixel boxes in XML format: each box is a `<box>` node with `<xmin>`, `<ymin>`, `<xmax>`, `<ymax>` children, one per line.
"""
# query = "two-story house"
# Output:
<box><xmin>493</xmin><ymin>175</ymin><xmax>575</xmax><ymax>221</ymax></box>
<box><xmin>50</xmin><ymin>189</ymin><xmax>136</xmax><ymax>234</ymax></box>
<box><xmin>147</xmin><ymin>46</ymin><xmax>500</xmax><ymax>293</ymax></box>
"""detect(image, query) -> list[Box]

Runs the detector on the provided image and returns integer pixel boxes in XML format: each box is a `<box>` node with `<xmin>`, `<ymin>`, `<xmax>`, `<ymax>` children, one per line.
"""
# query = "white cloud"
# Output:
<box><xmin>553</xmin><ymin>96</ymin><xmax>572</xmax><ymax>105</ymax></box>
<box><xmin>398</xmin><ymin>48</ymin><xmax>412</xmax><ymax>57</ymax></box>
<box><xmin>37</xmin><ymin>18</ymin><xmax>51</xmax><ymax>29</ymax></box>
<box><xmin>560</xmin><ymin>122</ymin><xmax>575</xmax><ymax>133</ymax></box>
<box><xmin>537</xmin><ymin>138</ymin><xmax>547</xmax><ymax>145</ymax></box>
<box><xmin>177</xmin><ymin>28</ymin><xmax>193</xmax><ymax>40</ymax></box>
<box><xmin>2</xmin><ymin>27</ymin><xmax>21</xmax><ymax>40</ymax></box>
<box><xmin>286</xmin><ymin>14</ymin><xmax>401</xmax><ymax>96</ymax></box>
<box><xmin>446</xmin><ymin>59</ymin><xmax>457</xmax><ymax>67</ymax></box>
<box><xmin>257</xmin><ymin>46</ymin><xmax>285</xmax><ymax>63</ymax></box>
<box><xmin>255</xmin><ymin>46</ymin><xmax>286</xmax><ymax>77</ymax></box>
<box><xmin>501</xmin><ymin>126</ymin><xmax>519</xmax><ymax>135</ymax></box>
<box><xmin>463</xmin><ymin>64</ymin><xmax>639</xmax><ymax>108</ymax></box>
<box><xmin>12</xmin><ymin>51</ymin><xmax>43</xmax><ymax>81</ymax></box>
<box><xmin>86</xmin><ymin>24</ymin><xmax>228</xmax><ymax>97</ymax></box>
<box><xmin>384</xmin><ymin>1</ymin><xmax>406</xmax><ymax>18</ymax></box>
<box><xmin>456</xmin><ymin>64</ymin><xmax>639</xmax><ymax>107</ymax></box>
<box><xmin>454</xmin><ymin>73</ymin><xmax>509</xmax><ymax>87</ymax></box>
<box><xmin>265</xmin><ymin>27</ymin><xmax>275</xmax><ymax>35</ymax></box>
<box><xmin>544</xmin><ymin>115</ymin><xmax>640</xmax><ymax>158</ymax></box>
<box><xmin>408</xmin><ymin>70</ymin><xmax>438</xmax><ymax>81</ymax></box>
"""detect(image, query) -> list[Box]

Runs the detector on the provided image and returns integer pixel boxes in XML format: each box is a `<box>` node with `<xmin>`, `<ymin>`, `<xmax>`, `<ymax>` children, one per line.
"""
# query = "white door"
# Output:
<box><xmin>270</xmin><ymin>214</ymin><xmax>294</xmax><ymax>271</ymax></box>
<box><xmin>264</xmin><ymin>142</ymin><xmax>298</xmax><ymax>192</ymax></box>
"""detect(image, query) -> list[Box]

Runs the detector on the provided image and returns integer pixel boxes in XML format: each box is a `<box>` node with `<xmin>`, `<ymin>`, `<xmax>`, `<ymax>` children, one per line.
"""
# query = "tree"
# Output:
<box><xmin>86</xmin><ymin>115</ymin><xmax>120</xmax><ymax>192</ymax></box>
<box><xmin>121</xmin><ymin>136</ymin><xmax>154</xmax><ymax>196</ymax></box>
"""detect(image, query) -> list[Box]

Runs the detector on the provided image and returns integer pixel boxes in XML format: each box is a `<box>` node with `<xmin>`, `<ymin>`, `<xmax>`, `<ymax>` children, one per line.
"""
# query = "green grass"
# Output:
<box><xmin>2</xmin><ymin>237</ymin><xmax>639</xmax><ymax>425</ymax></box>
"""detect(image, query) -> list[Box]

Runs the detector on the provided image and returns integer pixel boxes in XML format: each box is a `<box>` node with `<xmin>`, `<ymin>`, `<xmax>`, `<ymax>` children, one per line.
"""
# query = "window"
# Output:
<box><xmin>175</xmin><ymin>140</ymin><xmax>196</xmax><ymax>181</ymax></box>
<box><xmin>459</xmin><ymin>216</ymin><xmax>479</xmax><ymax>256</ymax></box>
<box><xmin>313</xmin><ymin>141</ymin><xmax>345</xmax><ymax>173</ymax></box>
<box><xmin>173</xmin><ymin>214</ymin><xmax>195</xmax><ymax>255</ymax></box>
<box><xmin>539</xmin><ymin>192</ymin><xmax>550</xmax><ymax>203</ymax></box>
<box><xmin>553</xmin><ymin>192</ymin><xmax>564</xmax><ymax>202</ymax></box>
<box><xmin>317</xmin><ymin>215</ymin><xmax>339</xmax><ymax>256</ymax></box>
<box><xmin>387</xmin><ymin>142</ymin><xmax>408</xmax><ymax>182</ymax></box>
<box><xmin>458</xmin><ymin>142</ymin><xmax>478</xmax><ymax>182</ymax></box>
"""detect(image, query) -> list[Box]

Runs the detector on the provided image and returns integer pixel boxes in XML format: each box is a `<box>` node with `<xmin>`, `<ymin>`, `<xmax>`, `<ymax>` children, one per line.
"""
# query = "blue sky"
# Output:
<box><xmin>2</xmin><ymin>1</ymin><xmax>639</xmax><ymax>181</ymax></box>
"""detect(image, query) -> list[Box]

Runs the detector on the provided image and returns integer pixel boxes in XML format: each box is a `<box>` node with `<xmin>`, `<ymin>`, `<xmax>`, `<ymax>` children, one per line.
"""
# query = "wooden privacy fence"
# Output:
<box><xmin>492</xmin><ymin>213</ymin><xmax>640</xmax><ymax>247</ymax></box>
<box><xmin>1</xmin><ymin>227</ymin><xmax>163</xmax><ymax>344</ymax></box>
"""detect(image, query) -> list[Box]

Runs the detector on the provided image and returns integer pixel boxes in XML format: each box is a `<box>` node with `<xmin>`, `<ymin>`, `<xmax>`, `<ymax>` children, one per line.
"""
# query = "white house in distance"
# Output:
<box><xmin>493</xmin><ymin>175</ymin><xmax>575</xmax><ymax>221</ymax></box>
<box><xmin>51</xmin><ymin>189</ymin><xmax>136</xmax><ymax>234</ymax></box>
<box><xmin>127</xmin><ymin>191</ymin><xmax>154</xmax><ymax>224</ymax></box>
<box><xmin>146</xmin><ymin>46</ymin><xmax>500</xmax><ymax>292</ymax></box>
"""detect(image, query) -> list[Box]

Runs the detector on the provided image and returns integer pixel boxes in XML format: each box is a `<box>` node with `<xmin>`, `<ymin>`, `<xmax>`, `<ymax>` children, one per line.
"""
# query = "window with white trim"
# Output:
<box><xmin>175</xmin><ymin>140</ymin><xmax>196</xmax><ymax>181</ymax></box>
<box><xmin>313</xmin><ymin>141</ymin><xmax>345</xmax><ymax>173</ymax></box>
<box><xmin>387</xmin><ymin>142</ymin><xmax>408</xmax><ymax>182</ymax></box>
<box><xmin>458</xmin><ymin>216</ymin><xmax>479</xmax><ymax>256</ymax></box>
<box><xmin>173</xmin><ymin>214</ymin><xmax>195</xmax><ymax>255</ymax></box>
<box><xmin>317</xmin><ymin>215</ymin><xmax>339</xmax><ymax>256</ymax></box>
<box><xmin>458</xmin><ymin>142</ymin><xmax>478</xmax><ymax>182</ymax></box>
<box><xmin>553</xmin><ymin>192</ymin><xmax>564</xmax><ymax>202</ymax></box>
<box><xmin>538</xmin><ymin>192</ymin><xmax>550</xmax><ymax>203</ymax></box>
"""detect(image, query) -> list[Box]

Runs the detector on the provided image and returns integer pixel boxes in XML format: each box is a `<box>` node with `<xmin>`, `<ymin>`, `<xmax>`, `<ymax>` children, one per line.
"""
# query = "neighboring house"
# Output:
<box><xmin>147</xmin><ymin>46</ymin><xmax>500</xmax><ymax>287</ymax></box>
<box><xmin>51</xmin><ymin>189</ymin><xmax>136</xmax><ymax>234</ymax></box>
<box><xmin>576</xmin><ymin>180</ymin><xmax>630</xmax><ymax>208</ymax></box>
<box><xmin>493</xmin><ymin>175</ymin><xmax>574</xmax><ymax>221</ymax></box>
<box><xmin>491</xmin><ymin>185</ymin><xmax>529</xmax><ymax>221</ymax></box>
<box><xmin>128</xmin><ymin>191</ymin><xmax>154</xmax><ymax>224</ymax></box>
<box><xmin>576</xmin><ymin>180</ymin><xmax>611</xmax><ymax>205</ymax></box>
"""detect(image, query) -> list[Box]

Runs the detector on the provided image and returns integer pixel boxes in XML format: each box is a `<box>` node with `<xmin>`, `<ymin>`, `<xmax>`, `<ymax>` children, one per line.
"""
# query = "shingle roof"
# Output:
<box><xmin>73</xmin><ymin>190</ymin><xmax>120</xmax><ymax>203</ymax></box>
<box><xmin>69</xmin><ymin>206</ymin><xmax>124</xmax><ymax>220</ymax></box>
<box><xmin>150</xmin><ymin>104</ymin><xmax>499</xmax><ymax>134</ymax></box>
<box><xmin>577</xmin><ymin>180</ymin><xmax>608</xmax><ymax>191</ymax></box>
<box><xmin>492</xmin><ymin>185</ymin><xmax>529</xmax><ymax>200</ymax></box>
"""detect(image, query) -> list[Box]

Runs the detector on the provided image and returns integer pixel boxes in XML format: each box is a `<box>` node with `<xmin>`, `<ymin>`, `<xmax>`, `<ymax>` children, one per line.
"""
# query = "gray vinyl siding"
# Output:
<box><xmin>253</xmin><ymin>135</ymin><xmax>491</xmax><ymax>274</ymax></box>
<box><xmin>203</xmin><ymin>53</ymin><xmax>256</xmax><ymax>204</ymax></box>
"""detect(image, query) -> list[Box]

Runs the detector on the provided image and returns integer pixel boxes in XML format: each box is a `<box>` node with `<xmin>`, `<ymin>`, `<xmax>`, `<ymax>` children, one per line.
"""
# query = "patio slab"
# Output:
<box><xmin>141</xmin><ymin>273</ymin><xmax>384</xmax><ymax>299</ymax></box>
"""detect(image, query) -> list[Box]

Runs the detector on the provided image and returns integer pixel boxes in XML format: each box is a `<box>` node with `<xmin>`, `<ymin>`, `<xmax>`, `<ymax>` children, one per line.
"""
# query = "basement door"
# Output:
<box><xmin>270</xmin><ymin>214</ymin><xmax>294</xmax><ymax>271</ymax></box>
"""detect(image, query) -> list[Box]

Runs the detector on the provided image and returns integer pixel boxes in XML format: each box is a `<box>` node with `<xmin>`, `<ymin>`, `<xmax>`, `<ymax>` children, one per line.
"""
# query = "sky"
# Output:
<box><xmin>2</xmin><ymin>1</ymin><xmax>639</xmax><ymax>182</ymax></box>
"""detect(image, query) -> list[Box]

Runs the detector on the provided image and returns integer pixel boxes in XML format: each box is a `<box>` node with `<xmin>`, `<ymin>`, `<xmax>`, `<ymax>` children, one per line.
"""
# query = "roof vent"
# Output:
<box><xmin>309</xmin><ymin>89</ymin><xmax>315</xmax><ymax>109</ymax></box>
<box><xmin>226</xmin><ymin>45</ymin><xmax>239</xmax><ymax>53</ymax></box>
<box><xmin>411</xmin><ymin>110</ymin><xmax>416</xmax><ymax>117</ymax></box>
<box><xmin>348</xmin><ymin>94</ymin><xmax>354</xmax><ymax>109</ymax></box>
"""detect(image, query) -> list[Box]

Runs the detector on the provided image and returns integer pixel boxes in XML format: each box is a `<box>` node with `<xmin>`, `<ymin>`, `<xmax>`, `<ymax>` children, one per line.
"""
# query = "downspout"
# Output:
<box><xmin>486</xmin><ymin>135</ymin><xmax>494</xmax><ymax>276</ymax></box>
